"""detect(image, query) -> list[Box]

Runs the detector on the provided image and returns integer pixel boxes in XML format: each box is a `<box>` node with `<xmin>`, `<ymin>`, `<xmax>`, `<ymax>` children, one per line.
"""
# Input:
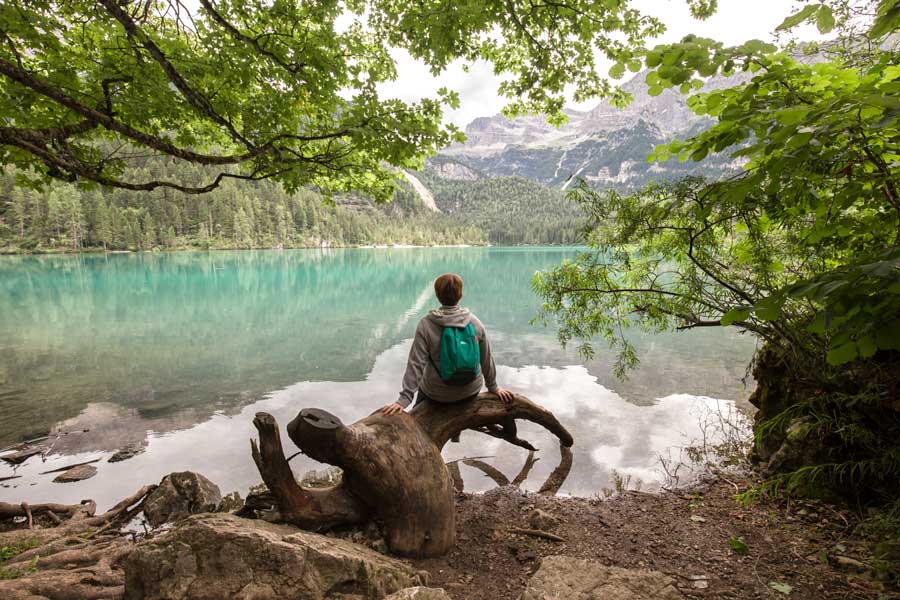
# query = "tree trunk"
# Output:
<box><xmin>249</xmin><ymin>392</ymin><xmax>573</xmax><ymax>558</ymax></box>
<box><xmin>250</xmin><ymin>412</ymin><xmax>366</xmax><ymax>530</ymax></box>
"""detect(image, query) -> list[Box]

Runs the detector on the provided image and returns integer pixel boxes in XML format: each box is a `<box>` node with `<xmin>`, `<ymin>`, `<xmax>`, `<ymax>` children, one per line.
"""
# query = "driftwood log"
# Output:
<box><xmin>0</xmin><ymin>500</ymin><xmax>95</xmax><ymax>523</ymax></box>
<box><xmin>250</xmin><ymin>392</ymin><xmax>573</xmax><ymax>557</ymax></box>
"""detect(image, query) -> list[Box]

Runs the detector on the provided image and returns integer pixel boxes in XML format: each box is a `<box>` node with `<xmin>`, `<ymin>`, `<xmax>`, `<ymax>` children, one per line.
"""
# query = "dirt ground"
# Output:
<box><xmin>411</xmin><ymin>475</ymin><xmax>898</xmax><ymax>600</ymax></box>
<box><xmin>3</xmin><ymin>472</ymin><xmax>896</xmax><ymax>599</ymax></box>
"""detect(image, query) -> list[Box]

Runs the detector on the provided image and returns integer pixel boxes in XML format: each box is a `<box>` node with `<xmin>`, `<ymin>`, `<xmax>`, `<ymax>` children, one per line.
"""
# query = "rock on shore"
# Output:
<box><xmin>520</xmin><ymin>556</ymin><xmax>681</xmax><ymax>600</ymax></box>
<box><xmin>142</xmin><ymin>471</ymin><xmax>222</xmax><ymax>527</ymax></box>
<box><xmin>124</xmin><ymin>513</ymin><xmax>423</xmax><ymax>600</ymax></box>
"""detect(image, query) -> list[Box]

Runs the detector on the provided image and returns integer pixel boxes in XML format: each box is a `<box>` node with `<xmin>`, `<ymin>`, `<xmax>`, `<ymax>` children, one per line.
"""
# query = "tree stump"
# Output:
<box><xmin>250</xmin><ymin>392</ymin><xmax>573</xmax><ymax>558</ymax></box>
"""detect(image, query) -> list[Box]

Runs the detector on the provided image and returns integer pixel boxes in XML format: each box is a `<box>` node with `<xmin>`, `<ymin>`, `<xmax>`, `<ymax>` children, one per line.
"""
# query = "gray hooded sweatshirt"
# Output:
<box><xmin>397</xmin><ymin>305</ymin><xmax>498</xmax><ymax>408</ymax></box>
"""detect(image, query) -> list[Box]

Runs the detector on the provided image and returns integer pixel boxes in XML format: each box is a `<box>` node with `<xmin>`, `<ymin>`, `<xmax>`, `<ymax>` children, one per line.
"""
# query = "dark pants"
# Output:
<box><xmin>413</xmin><ymin>390</ymin><xmax>478</xmax><ymax>407</ymax></box>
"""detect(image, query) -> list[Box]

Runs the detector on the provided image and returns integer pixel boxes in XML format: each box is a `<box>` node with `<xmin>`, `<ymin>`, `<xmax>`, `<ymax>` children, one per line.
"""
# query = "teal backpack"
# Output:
<box><xmin>437</xmin><ymin>323</ymin><xmax>481</xmax><ymax>385</ymax></box>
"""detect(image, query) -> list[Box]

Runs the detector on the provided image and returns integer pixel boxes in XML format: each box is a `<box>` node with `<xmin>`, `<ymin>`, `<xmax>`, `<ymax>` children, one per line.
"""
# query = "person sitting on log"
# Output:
<box><xmin>380</xmin><ymin>273</ymin><xmax>515</xmax><ymax>416</ymax></box>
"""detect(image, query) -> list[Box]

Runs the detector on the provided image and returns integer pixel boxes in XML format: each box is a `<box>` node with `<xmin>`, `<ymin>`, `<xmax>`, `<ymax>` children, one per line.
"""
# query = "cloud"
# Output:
<box><xmin>377</xmin><ymin>0</ymin><xmax>831</xmax><ymax>127</ymax></box>
<box><xmin>377</xmin><ymin>51</ymin><xmax>506</xmax><ymax>129</ymax></box>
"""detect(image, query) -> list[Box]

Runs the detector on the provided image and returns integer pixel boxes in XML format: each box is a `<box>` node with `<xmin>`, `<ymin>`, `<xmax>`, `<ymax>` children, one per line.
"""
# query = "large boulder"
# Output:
<box><xmin>520</xmin><ymin>556</ymin><xmax>681</xmax><ymax>600</ymax></box>
<box><xmin>123</xmin><ymin>513</ymin><xmax>421</xmax><ymax>600</ymax></box>
<box><xmin>143</xmin><ymin>471</ymin><xmax>222</xmax><ymax>527</ymax></box>
<box><xmin>759</xmin><ymin>416</ymin><xmax>820</xmax><ymax>476</ymax></box>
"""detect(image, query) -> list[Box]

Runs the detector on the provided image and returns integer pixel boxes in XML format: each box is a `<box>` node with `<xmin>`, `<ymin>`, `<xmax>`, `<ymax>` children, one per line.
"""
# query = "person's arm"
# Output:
<box><xmin>478</xmin><ymin>324</ymin><xmax>515</xmax><ymax>404</ymax></box>
<box><xmin>381</xmin><ymin>322</ymin><xmax>429</xmax><ymax>414</ymax></box>
<box><xmin>479</xmin><ymin>327</ymin><xmax>499</xmax><ymax>394</ymax></box>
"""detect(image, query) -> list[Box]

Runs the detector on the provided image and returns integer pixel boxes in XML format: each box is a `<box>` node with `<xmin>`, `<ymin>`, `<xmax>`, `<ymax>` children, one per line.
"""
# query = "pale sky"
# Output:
<box><xmin>378</xmin><ymin>0</ymin><xmax>827</xmax><ymax>127</ymax></box>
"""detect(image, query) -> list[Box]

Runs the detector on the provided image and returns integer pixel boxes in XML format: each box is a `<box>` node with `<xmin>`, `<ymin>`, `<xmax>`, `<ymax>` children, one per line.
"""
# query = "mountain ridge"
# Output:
<box><xmin>429</xmin><ymin>68</ymin><xmax>748</xmax><ymax>190</ymax></box>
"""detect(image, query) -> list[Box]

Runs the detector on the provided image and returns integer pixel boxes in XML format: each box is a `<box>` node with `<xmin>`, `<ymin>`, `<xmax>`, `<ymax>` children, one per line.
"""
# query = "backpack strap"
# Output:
<box><xmin>426</xmin><ymin>322</ymin><xmax>443</xmax><ymax>373</ymax></box>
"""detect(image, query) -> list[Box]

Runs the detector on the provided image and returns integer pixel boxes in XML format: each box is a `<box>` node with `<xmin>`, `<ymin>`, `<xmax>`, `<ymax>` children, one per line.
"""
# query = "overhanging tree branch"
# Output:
<box><xmin>97</xmin><ymin>0</ymin><xmax>253</xmax><ymax>148</ymax></box>
<box><xmin>198</xmin><ymin>0</ymin><xmax>305</xmax><ymax>75</ymax></box>
<box><xmin>0</xmin><ymin>57</ymin><xmax>260</xmax><ymax>165</ymax></box>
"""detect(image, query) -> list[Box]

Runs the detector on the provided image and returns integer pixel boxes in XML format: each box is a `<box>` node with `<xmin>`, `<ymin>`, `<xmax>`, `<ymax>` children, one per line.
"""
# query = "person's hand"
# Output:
<box><xmin>494</xmin><ymin>388</ymin><xmax>515</xmax><ymax>404</ymax></box>
<box><xmin>379</xmin><ymin>402</ymin><xmax>405</xmax><ymax>416</ymax></box>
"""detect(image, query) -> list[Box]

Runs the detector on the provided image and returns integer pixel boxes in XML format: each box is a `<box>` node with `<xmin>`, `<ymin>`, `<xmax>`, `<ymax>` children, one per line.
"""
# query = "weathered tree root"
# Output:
<box><xmin>0</xmin><ymin>544</ymin><xmax>129</xmax><ymax>600</ymax></box>
<box><xmin>506</xmin><ymin>527</ymin><xmax>566</xmax><ymax>542</ymax></box>
<box><xmin>249</xmin><ymin>392</ymin><xmax>574</xmax><ymax>558</ymax></box>
<box><xmin>462</xmin><ymin>458</ymin><xmax>511</xmax><ymax>487</ymax></box>
<box><xmin>285</xmin><ymin>408</ymin><xmax>457</xmax><ymax>557</ymax></box>
<box><xmin>447</xmin><ymin>461</ymin><xmax>465</xmax><ymax>492</ymax></box>
<box><xmin>538</xmin><ymin>443</ymin><xmax>574</xmax><ymax>496</ymax></box>
<box><xmin>251</xmin><ymin>412</ymin><xmax>366</xmax><ymax>531</ymax></box>
<box><xmin>0</xmin><ymin>499</ymin><xmax>96</xmax><ymax>523</ymax></box>
<box><xmin>0</xmin><ymin>484</ymin><xmax>157</xmax><ymax>600</ymax></box>
<box><xmin>410</xmin><ymin>392</ymin><xmax>573</xmax><ymax>450</ymax></box>
<box><xmin>512</xmin><ymin>450</ymin><xmax>540</xmax><ymax>487</ymax></box>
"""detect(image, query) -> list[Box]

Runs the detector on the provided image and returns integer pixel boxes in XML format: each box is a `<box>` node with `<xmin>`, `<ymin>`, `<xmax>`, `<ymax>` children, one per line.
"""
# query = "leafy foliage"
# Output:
<box><xmin>0</xmin><ymin>0</ymin><xmax>670</xmax><ymax>194</ymax></box>
<box><xmin>0</xmin><ymin>537</ymin><xmax>40</xmax><ymax>580</ymax></box>
<box><xmin>729</xmin><ymin>536</ymin><xmax>749</xmax><ymax>555</ymax></box>
<box><xmin>872</xmin><ymin>0</ymin><xmax>900</xmax><ymax>37</ymax></box>
<box><xmin>537</xmin><ymin>3</ymin><xmax>900</xmax><ymax>364</ymax></box>
<box><xmin>654</xmin><ymin>52</ymin><xmax>900</xmax><ymax>363</ymax></box>
<box><xmin>775</xmin><ymin>0</ymin><xmax>900</xmax><ymax>38</ymax></box>
<box><xmin>0</xmin><ymin>539</ymin><xmax>39</xmax><ymax>563</ymax></box>
<box><xmin>535</xmin><ymin>1</ymin><xmax>900</xmax><ymax>499</ymax></box>
<box><xmin>0</xmin><ymin>556</ymin><xmax>38</xmax><ymax>580</ymax></box>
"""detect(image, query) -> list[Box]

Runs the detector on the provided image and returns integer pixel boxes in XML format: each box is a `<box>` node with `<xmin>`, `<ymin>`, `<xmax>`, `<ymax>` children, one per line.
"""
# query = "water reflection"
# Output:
<box><xmin>0</xmin><ymin>341</ymin><xmax>748</xmax><ymax>509</ymax></box>
<box><xmin>0</xmin><ymin>248</ymin><xmax>755</xmax><ymax>447</ymax></box>
<box><xmin>1</xmin><ymin>248</ymin><xmax>580</xmax><ymax>443</ymax></box>
<box><xmin>0</xmin><ymin>248</ymin><xmax>756</xmax><ymax>506</ymax></box>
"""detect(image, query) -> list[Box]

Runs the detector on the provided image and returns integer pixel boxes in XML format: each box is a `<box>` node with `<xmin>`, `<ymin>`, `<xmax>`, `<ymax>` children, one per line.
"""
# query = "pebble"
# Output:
<box><xmin>529</xmin><ymin>509</ymin><xmax>561</xmax><ymax>531</ymax></box>
<box><xmin>689</xmin><ymin>575</ymin><xmax>710</xmax><ymax>590</ymax></box>
<box><xmin>834</xmin><ymin>555</ymin><xmax>867</xmax><ymax>572</ymax></box>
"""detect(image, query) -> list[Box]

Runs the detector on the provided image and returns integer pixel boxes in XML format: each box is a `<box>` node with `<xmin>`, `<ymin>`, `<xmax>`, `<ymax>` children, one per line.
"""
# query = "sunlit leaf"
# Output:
<box><xmin>769</xmin><ymin>581</ymin><xmax>793</xmax><ymax>595</ymax></box>
<box><xmin>816</xmin><ymin>5</ymin><xmax>835</xmax><ymax>33</ymax></box>
<box><xmin>858</xmin><ymin>336</ymin><xmax>878</xmax><ymax>359</ymax></box>
<box><xmin>776</xmin><ymin>5</ymin><xmax>818</xmax><ymax>31</ymax></box>
<box><xmin>870</xmin><ymin>2</ymin><xmax>900</xmax><ymax>38</ymax></box>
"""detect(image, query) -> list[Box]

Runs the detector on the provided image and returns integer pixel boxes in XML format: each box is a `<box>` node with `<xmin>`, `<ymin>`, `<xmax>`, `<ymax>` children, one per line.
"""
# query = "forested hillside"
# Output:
<box><xmin>0</xmin><ymin>160</ymin><xmax>588</xmax><ymax>252</ymax></box>
<box><xmin>417</xmin><ymin>173</ymin><xmax>585</xmax><ymax>245</ymax></box>
<box><xmin>0</xmin><ymin>161</ymin><xmax>489</xmax><ymax>251</ymax></box>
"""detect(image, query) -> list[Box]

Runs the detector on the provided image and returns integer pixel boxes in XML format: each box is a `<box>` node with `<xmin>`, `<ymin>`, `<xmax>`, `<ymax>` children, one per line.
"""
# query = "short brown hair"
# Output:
<box><xmin>434</xmin><ymin>273</ymin><xmax>463</xmax><ymax>306</ymax></box>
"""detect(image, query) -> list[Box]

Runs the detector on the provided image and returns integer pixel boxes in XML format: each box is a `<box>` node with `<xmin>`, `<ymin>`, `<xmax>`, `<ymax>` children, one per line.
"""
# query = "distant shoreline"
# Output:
<box><xmin>0</xmin><ymin>243</ymin><xmax>584</xmax><ymax>256</ymax></box>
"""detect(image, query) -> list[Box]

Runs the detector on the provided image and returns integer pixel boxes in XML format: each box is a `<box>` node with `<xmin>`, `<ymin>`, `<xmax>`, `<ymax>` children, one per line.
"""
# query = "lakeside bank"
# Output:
<box><xmin>1</xmin><ymin>470</ymin><xmax>894</xmax><ymax>599</ymax></box>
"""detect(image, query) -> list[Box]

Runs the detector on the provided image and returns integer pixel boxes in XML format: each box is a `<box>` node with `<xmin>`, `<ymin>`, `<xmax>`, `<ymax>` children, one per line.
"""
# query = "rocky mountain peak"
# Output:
<box><xmin>436</xmin><ymin>69</ymin><xmax>746</xmax><ymax>189</ymax></box>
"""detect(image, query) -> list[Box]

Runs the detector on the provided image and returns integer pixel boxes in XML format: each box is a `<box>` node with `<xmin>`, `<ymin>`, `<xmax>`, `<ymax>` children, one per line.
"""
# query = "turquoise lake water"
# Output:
<box><xmin>0</xmin><ymin>247</ymin><xmax>756</xmax><ymax>507</ymax></box>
